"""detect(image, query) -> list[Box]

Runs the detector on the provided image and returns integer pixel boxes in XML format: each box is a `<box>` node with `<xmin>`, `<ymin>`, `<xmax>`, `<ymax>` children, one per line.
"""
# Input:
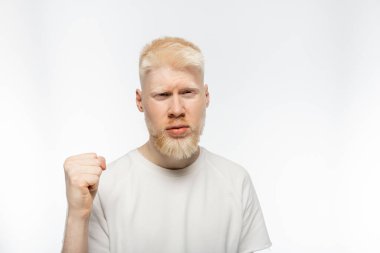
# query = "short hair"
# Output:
<box><xmin>139</xmin><ymin>36</ymin><xmax>204</xmax><ymax>84</ymax></box>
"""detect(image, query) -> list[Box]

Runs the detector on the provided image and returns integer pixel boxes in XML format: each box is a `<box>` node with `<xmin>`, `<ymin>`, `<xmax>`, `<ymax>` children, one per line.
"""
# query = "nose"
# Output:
<box><xmin>168</xmin><ymin>94</ymin><xmax>185</xmax><ymax>119</ymax></box>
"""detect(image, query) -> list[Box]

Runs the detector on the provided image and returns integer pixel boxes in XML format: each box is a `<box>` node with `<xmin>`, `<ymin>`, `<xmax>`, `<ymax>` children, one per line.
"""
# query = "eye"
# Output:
<box><xmin>154</xmin><ymin>92</ymin><xmax>171</xmax><ymax>100</ymax></box>
<box><xmin>182</xmin><ymin>90</ymin><xmax>195</xmax><ymax>96</ymax></box>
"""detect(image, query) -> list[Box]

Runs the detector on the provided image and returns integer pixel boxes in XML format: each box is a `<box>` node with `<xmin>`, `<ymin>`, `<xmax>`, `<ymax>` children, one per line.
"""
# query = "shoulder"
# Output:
<box><xmin>201</xmin><ymin>147</ymin><xmax>251</xmax><ymax>185</ymax></box>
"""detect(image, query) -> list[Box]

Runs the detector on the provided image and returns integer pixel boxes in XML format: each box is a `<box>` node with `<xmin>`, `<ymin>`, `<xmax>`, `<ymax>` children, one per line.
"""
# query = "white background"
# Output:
<box><xmin>1</xmin><ymin>0</ymin><xmax>379</xmax><ymax>252</ymax></box>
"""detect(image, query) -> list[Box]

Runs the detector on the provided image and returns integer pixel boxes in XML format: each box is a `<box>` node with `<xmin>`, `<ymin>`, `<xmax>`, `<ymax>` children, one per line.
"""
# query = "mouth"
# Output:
<box><xmin>165</xmin><ymin>125</ymin><xmax>190</xmax><ymax>137</ymax></box>
<box><xmin>166</xmin><ymin>124</ymin><xmax>190</xmax><ymax>130</ymax></box>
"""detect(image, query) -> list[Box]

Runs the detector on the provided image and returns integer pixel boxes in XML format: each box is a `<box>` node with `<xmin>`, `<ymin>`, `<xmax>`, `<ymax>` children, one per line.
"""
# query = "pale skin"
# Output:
<box><xmin>61</xmin><ymin>153</ymin><xmax>106</xmax><ymax>253</ymax></box>
<box><xmin>136</xmin><ymin>66</ymin><xmax>209</xmax><ymax>169</ymax></box>
<box><xmin>61</xmin><ymin>66</ymin><xmax>209</xmax><ymax>252</ymax></box>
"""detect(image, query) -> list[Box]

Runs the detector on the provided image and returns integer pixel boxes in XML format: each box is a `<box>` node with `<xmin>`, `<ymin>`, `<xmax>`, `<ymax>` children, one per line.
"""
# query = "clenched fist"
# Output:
<box><xmin>63</xmin><ymin>153</ymin><xmax>106</xmax><ymax>217</ymax></box>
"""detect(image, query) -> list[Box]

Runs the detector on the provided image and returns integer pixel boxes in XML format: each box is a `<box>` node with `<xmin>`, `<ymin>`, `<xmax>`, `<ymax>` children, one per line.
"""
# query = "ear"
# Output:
<box><xmin>136</xmin><ymin>89</ymin><xmax>144</xmax><ymax>112</ymax></box>
<box><xmin>204</xmin><ymin>84</ymin><xmax>210</xmax><ymax>108</ymax></box>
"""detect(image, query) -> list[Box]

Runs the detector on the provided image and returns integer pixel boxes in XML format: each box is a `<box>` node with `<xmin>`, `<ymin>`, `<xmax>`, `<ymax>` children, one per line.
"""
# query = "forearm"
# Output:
<box><xmin>62</xmin><ymin>210</ymin><xmax>90</xmax><ymax>253</ymax></box>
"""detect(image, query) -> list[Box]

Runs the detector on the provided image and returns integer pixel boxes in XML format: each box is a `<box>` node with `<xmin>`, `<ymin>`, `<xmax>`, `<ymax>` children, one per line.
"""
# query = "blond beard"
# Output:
<box><xmin>145</xmin><ymin>113</ymin><xmax>205</xmax><ymax>160</ymax></box>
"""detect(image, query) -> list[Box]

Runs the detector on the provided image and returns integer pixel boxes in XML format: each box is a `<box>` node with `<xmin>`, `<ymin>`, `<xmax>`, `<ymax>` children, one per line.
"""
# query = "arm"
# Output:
<box><xmin>238</xmin><ymin>171</ymin><xmax>272</xmax><ymax>252</ymax></box>
<box><xmin>61</xmin><ymin>153</ymin><xmax>107</xmax><ymax>253</ymax></box>
<box><xmin>61</xmin><ymin>210</ymin><xmax>90</xmax><ymax>253</ymax></box>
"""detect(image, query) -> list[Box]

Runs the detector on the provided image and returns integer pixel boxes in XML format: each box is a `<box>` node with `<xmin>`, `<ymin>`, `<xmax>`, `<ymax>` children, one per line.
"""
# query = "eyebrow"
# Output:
<box><xmin>180</xmin><ymin>87</ymin><xmax>200</xmax><ymax>93</ymax></box>
<box><xmin>150</xmin><ymin>87</ymin><xmax>200</xmax><ymax>96</ymax></box>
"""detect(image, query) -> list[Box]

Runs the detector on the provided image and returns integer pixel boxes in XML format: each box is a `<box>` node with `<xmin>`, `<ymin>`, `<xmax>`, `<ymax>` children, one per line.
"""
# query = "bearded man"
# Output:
<box><xmin>62</xmin><ymin>37</ymin><xmax>272</xmax><ymax>253</ymax></box>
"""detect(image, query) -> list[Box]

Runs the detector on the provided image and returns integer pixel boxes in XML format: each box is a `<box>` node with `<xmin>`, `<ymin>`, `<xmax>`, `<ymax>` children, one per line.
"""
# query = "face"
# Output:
<box><xmin>136</xmin><ymin>66</ymin><xmax>209</xmax><ymax>160</ymax></box>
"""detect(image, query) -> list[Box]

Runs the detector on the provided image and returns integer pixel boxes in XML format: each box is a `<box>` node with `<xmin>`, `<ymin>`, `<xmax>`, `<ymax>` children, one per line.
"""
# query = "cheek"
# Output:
<box><xmin>145</xmin><ymin>102</ymin><xmax>167</xmax><ymax>123</ymax></box>
<box><xmin>186</xmin><ymin>101</ymin><xmax>206</xmax><ymax>120</ymax></box>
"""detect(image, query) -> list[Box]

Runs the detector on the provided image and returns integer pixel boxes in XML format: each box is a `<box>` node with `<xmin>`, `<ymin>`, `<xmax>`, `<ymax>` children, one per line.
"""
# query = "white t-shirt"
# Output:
<box><xmin>88</xmin><ymin>146</ymin><xmax>271</xmax><ymax>253</ymax></box>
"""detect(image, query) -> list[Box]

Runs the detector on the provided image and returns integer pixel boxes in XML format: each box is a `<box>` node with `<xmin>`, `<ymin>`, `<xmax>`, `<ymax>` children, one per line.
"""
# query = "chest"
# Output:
<box><xmin>106</xmin><ymin>172</ymin><xmax>243</xmax><ymax>253</ymax></box>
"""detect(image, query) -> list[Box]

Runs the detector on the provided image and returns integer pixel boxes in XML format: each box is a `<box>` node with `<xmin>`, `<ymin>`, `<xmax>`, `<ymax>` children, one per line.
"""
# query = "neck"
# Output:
<box><xmin>138</xmin><ymin>138</ymin><xmax>200</xmax><ymax>170</ymax></box>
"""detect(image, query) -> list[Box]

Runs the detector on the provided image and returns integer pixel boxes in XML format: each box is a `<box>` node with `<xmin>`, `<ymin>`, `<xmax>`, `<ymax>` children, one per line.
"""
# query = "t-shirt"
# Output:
<box><xmin>88</xmin><ymin>146</ymin><xmax>272</xmax><ymax>253</ymax></box>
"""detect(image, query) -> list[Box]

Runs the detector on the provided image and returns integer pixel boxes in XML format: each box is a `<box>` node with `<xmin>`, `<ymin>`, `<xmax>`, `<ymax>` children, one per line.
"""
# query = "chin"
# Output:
<box><xmin>154</xmin><ymin>132</ymin><xmax>200</xmax><ymax>160</ymax></box>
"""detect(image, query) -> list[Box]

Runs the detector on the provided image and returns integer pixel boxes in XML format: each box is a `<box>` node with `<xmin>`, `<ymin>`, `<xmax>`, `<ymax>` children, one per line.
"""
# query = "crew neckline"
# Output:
<box><xmin>132</xmin><ymin>146</ymin><xmax>205</xmax><ymax>178</ymax></box>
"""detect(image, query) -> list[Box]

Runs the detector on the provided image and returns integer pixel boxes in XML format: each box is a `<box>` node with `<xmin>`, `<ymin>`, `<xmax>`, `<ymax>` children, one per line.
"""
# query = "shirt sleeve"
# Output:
<box><xmin>88</xmin><ymin>192</ymin><xmax>110</xmax><ymax>253</ymax></box>
<box><xmin>238</xmin><ymin>171</ymin><xmax>272</xmax><ymax>253</ymax></box>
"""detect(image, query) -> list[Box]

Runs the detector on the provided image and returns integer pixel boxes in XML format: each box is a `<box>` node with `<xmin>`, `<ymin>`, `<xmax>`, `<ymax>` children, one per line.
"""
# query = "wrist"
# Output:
<box><xmin>67</xmin><ymin>208</ymin><xmax>92</xmax><ymax>221</ymax></box>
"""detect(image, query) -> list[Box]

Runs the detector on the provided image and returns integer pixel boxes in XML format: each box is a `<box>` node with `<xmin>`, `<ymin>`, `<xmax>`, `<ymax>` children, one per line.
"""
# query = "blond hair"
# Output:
<box><xmin>139</xmin><ymin>36</ymin><xmax>204</xmax><ymax>83</ymax></box>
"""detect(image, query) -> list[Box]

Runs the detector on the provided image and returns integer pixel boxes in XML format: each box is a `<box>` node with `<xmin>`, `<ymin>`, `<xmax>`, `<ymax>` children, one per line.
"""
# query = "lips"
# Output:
<box><xmin>166</xmin><ymin>124</ymin><xmax>190</xmax><ymax>130</ymax></box>
<box><xmin>166</xmin><ymin>125</ymin><xmax>190</xmax><ymax>137</ymax></box>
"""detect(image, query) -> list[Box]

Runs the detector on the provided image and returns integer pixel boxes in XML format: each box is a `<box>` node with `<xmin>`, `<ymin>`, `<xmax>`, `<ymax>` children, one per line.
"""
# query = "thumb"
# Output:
<box><xmin>97</xmin><ymin>156</ymin><xmax>107</xmax><ymax>170</ymax></box>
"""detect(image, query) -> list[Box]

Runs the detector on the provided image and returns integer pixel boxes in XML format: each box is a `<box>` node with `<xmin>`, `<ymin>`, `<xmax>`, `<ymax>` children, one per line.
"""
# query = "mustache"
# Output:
<box><xmin>166</xmin><ymin>120</ymin><xmax>191</xmax><ymax>129</ymax></box>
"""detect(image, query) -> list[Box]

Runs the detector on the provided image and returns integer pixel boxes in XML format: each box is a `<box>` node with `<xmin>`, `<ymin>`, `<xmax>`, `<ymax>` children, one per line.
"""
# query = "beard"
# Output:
<box><xmin>144</xmin><ymin>112</ymin><xmax>206</xmax><ymax>160</ymax></box>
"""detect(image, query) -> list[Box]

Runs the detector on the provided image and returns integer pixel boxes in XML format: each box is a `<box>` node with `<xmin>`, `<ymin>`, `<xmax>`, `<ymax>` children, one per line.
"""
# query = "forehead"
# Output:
<box><xmin>143</xmin><ymin>66</ymin><xmax>202</xmax><ymax>91</ymax></box>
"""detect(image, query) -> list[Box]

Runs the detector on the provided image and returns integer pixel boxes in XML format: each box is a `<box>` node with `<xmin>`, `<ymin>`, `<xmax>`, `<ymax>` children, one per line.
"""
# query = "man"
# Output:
<box><xmin>62</xmin><ymin>37</ymin><xmax>272</xmax><ymax>253</ymax></box>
